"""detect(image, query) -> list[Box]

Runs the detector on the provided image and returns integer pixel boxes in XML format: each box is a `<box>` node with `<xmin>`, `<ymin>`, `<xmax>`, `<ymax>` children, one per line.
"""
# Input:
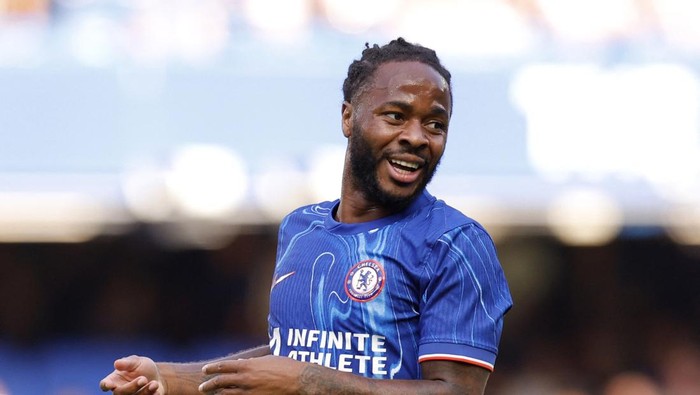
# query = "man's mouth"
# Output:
<box><xmin>389</xmin><ymin>159</ymin><xmax>421</xmax><ymax>173</ymax></box>
<box><xmin>387</xmin><ymin>158</ymin><xmax>424</xmax><ymax>184</ymax></box>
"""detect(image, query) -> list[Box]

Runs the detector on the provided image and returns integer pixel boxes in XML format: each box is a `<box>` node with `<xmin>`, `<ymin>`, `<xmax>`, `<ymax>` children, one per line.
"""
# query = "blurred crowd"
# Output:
<box><xmin>1</xmin><ymin>0</ymin><xmax>700</xmax><ymax>67</ymax></box>
<box><xmin>491</xmin><ymin>237</ymin><xmax>700</xmax><ymax>395</ymax></box>
<box><xmin>0</xmin><ymin>228</ymin><xmax>277</xmax><ymax>345</ymax></box>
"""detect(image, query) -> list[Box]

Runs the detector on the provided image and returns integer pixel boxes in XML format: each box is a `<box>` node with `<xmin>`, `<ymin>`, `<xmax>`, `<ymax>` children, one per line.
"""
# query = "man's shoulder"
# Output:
<box><xmin>282</xmin><ymin>200</ymin><xmax>337</xmax><ymax>223</ymax></box>
<box><xmin>418</xmin><ymin>193</ymin><xmax>479</xmax><ymax>227</ymax></box>
<box><xmin>413</xmin><ymin>193</ymin><xmax>491</xmax><ymax>241</ymax></box>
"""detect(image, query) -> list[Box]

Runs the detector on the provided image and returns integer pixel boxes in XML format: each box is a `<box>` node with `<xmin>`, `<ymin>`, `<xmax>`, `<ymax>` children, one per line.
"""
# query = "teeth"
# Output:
<box><xmin>390</xmin><ymin>159</ymin><xmax>419</xmax><ymax>169</ymax></box>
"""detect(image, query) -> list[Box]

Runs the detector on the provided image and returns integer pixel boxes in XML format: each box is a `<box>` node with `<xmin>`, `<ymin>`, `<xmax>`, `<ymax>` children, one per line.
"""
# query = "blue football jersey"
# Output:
<box><xmin>268</xmin><ymin>190</ymin><xmax>512</xmax><ymax>379</ymax></box>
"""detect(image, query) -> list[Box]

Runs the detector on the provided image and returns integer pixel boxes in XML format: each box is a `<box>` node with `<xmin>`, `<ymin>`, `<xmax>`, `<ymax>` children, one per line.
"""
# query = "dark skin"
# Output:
<box><xmin>199</xmin><ymin>357</ymin><xmax>489</xmax><ymax>394</ymax></box>
<box><xmin>99</xmin><ymin>353</ymin><xmax>489</xmax><ymax>395</ymax></box>
<box><xmin>99</xmin><ymin>61</ymin><xmax>491</xmax><ymax>394</ymax></box>
<box><xmin>339</xmin><ymin>61</ymin><xmax>449</xmax><ymax>223</ymax></box>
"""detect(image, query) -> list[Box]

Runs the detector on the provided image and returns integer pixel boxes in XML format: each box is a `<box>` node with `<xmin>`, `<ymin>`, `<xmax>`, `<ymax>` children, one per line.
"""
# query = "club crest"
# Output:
<box><xmin>345</xmin><ymin>259</ymin><xmax>385</xmax><ymax>302</ymax></box>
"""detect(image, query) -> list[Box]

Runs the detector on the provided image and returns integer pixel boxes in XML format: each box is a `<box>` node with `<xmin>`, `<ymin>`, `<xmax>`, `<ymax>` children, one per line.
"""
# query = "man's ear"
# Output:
<box><xmin>341</xmin><ymin>101</ymin><xmax>352</xmax><ymax>138</ymax></box>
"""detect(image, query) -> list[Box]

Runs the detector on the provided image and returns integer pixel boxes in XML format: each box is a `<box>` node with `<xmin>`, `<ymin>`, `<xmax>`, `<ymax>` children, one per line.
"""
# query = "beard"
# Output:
<box><xmin>348</xmin><ymin>123</ymin><xmax>440</xmax><ymax>210</ymax></box>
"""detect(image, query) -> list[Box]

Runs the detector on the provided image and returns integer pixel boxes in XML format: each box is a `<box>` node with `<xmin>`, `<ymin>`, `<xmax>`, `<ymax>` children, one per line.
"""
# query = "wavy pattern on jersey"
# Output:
<box><xmin>269</xmin><ymin>192</ymin><xmax>512</xmax><ymax>379</ymax></box>
<box><xmin>298</xmin><ymin>222</ymin><xmax>407</xmax><ymax>378</ymax></box>
<box><xmin>354</xmin><ymin>226</ymin><xmax>405</xmax><ymax>378</ymax></box>
<box><xmin>432</xmin><ymin>225</ymin><xmax>507</xmax><ymax>350</ymax></box>
<box><xmin>276</xmin><ymin>204</ymin><xmax>328</xmax><ymax>268</ymax></box>
<box><xmin>374</xmin><ymin>222</ymin><xmax>415</xmax><ymax>378</ymax></box>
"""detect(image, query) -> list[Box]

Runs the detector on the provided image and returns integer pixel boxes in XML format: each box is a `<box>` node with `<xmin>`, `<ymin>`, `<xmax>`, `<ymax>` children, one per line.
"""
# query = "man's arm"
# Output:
<box><xmin>200</xmin><ymin>356</ymin><xmax>490</xmax><ymax>394</ymax></box>
<box><xmin>99</xmin><ymin>345</ymin><xmax>271</xmax><ymax>395</ymax></box>
<box><xmin>159</xmin><ymin>345</ymin><xmax>271</xmax><ymax>394</ymax></box>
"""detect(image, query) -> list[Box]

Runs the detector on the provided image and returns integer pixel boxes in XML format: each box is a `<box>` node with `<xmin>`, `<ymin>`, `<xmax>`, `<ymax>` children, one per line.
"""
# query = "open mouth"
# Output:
<box><xmin>387</xmin><ymin>158</ymin><xmax>424</xmax><ymax>184</ymax></box>
<box><xmin>389</xmin><ymin>159</ymin><xmax>421</xmax><ymax>173</ymax></box>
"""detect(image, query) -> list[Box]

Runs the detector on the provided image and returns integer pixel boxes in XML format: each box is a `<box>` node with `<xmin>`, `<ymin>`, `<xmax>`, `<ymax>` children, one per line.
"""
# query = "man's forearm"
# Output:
<box><xmin>199</xmin><ymin>356</ymin><xmax>488</xmax><ymax>395</ymax></box>
<box><xmin>297</xmin><ymin>364</ymin><xmax>485</xmax><ymax>395</ymax></box>
<box><xmin>158</xmin><ymin>345</ymin><xmax>271</xmax><ymax>394</ymax></box>
<box><xmin>296</xmin><ymin>359</ymin><xmax>489</xmax><ymax>395</ymax></box>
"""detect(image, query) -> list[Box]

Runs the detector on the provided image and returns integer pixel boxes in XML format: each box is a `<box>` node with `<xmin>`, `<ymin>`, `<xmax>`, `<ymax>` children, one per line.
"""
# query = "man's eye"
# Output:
<box><xmin>427</xmin><ymin>121</ymin><xmax>446</xmax><ymax>132</ymax></box>
<box><xmin>385</xmin><ymin>112</ymin><xmax>403</xmax><ymax>121</ymax></box>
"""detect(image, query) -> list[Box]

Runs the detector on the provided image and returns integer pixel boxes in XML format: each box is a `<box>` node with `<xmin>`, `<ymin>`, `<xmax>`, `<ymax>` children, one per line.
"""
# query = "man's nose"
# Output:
<box><xmin>399</xmin><ymin>120</ymin><xmax>429</xmax><ymax>147</ymax></box>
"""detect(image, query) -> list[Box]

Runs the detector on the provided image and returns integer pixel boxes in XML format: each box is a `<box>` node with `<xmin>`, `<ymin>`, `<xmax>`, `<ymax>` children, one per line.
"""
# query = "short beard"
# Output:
<box><xmin>348</xmin><ymin>123</ymin><xmax>440</xmax><ymax>210</ymax></box>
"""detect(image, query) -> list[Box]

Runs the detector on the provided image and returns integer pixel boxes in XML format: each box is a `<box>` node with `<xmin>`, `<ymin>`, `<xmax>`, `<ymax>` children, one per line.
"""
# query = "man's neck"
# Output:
<box><xmin>335</xmin><ymin>191</ymin><xmax>413</xmax><ymax>224</ymax></box>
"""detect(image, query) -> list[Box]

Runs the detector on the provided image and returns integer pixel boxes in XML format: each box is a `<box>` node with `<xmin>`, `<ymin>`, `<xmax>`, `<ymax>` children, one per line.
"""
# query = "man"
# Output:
<box><xmin>100</xmin><ymin>37</ymin><xmax>512</xmax><ymax>395</ymax></box>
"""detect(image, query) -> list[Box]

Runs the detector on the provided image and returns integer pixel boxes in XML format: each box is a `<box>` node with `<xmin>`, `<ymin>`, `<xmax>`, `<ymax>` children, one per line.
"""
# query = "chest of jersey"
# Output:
<box><xmin>268</xmin><ymin>224</ymin><xmax>424</xmax><ymax>379</ymax></box>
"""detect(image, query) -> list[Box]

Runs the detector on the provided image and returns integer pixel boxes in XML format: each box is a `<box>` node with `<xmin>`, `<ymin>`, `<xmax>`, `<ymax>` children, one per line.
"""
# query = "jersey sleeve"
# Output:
<box><xmin>417</xmin><ymin>224</ymin><xmax>512</xmax><ymax>371</ymax></box>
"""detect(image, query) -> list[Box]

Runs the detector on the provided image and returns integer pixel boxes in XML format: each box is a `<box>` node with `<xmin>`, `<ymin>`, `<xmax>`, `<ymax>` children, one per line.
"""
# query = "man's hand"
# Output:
<box><xmin>200</xmin><ymin>355</ymin><xmax>306</xmax><ymax>394</ymax></box>
<box><xmin>99</xmin><ymin>355</ymin><xmax>164</xmax><ymax>395</ymax></box>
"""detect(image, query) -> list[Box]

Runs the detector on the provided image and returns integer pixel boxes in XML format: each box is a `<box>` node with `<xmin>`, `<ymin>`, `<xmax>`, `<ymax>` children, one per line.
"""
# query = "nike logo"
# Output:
<box><xmin>271</xmin><ymin>271</ymin><xmax>296</xmax><ymax>290</ymax></box>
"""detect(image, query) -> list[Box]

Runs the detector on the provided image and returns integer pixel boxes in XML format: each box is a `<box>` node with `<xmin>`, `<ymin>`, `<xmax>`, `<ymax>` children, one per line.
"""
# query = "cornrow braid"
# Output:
<box><xmin>342</xmin><ymin>37</ymin><xmax>452</xmax><ymax>107</ymax></box>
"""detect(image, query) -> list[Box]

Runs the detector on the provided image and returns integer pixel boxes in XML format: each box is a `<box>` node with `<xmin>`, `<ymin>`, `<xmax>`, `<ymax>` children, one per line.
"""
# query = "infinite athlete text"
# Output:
<box><xmin>270</xmin><ymin>327</ymin><xmax>390</xmax><ymax>376</ymax></box>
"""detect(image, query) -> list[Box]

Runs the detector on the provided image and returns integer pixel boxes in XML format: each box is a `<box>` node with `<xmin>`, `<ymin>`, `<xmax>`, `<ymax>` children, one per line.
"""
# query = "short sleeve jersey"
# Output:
<box><xmin>267</xmin><ymin>190</ymin><xmax>512</xmax><ymax>379</ymax></box>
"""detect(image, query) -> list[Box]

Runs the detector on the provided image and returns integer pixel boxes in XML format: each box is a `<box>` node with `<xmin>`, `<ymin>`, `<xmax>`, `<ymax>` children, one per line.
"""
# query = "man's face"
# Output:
<box><xmin>344</xmin><ymin>61</ymin><xmax>451</xmax><ymax>208</ymax></box>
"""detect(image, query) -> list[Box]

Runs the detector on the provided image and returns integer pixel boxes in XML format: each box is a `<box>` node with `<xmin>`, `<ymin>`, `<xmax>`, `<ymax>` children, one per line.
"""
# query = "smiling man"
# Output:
<box><xmin>100</xmin><ymin>38</ymin><xmax>512</xmax><ymax>395</ymax></box>
<box><xmin>342</xmin><ymin>59</ymin><xmax>449</xmax><ymax>215</ymax></box>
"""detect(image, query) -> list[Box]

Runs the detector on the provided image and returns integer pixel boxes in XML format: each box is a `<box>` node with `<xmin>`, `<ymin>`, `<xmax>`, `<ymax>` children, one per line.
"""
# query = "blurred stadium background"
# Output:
<box><xmin>1</xmin><ymin>0</ymin><xmax>699</xmax><ymax>394</ymax></box>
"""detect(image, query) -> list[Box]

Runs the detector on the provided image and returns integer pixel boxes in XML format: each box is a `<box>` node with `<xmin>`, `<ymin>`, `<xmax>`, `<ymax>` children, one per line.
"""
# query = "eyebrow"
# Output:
<box><xmin>382</xmin><ymin>101</ymin><xmax>450</xmax><ymax>118</ymax></box>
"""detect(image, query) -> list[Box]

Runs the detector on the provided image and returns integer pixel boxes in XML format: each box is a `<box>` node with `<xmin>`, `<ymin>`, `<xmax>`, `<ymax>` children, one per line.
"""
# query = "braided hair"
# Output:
<box><xmin>342</xmin><ymin>37</ymin><xmax>452</xmax><ymax>107</ymax></box>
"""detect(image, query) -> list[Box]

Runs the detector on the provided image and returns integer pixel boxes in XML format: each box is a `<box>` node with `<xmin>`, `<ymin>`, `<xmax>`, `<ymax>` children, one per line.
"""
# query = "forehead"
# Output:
<box><xmin>364</xmin><ymin>61</ymin><xmax>451</xmax><ymax>109</ymax></box>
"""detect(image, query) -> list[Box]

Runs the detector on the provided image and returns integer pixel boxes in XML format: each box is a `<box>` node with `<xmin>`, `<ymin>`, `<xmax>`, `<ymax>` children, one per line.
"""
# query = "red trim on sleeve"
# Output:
<box><xmin>418</xmin><ymin>355</ymin><xmax>494</xmax><ymax>372</ymax></box>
